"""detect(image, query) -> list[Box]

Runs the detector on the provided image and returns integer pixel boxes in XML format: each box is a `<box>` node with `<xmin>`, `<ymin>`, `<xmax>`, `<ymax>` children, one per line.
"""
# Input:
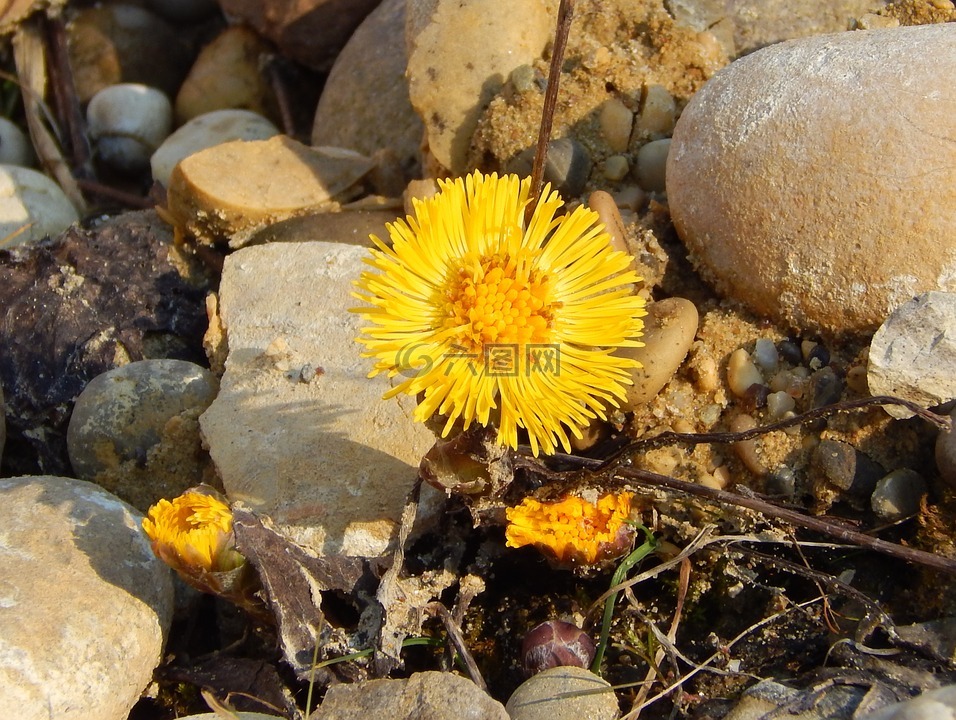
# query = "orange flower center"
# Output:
<box><xmin>443</xmin><ymin>251</ymin><xmax>556</xmax><ymax>352</ymax></box>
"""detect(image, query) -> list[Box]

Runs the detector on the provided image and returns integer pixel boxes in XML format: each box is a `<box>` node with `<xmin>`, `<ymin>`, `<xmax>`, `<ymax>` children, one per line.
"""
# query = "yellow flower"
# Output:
<box><xmin>143</xmin><ymin>490</ymin><xmax>245</xmax><ymax>575</ymax></box>
<box><xmin>353</xmin><ymin>171</ymin><xmax>646</xmax><ymax>455</ymax></box>
<box><xmin>505</xmin><ymin>492</ymin><xmax>634</xmax><ymax>566</ymax></box>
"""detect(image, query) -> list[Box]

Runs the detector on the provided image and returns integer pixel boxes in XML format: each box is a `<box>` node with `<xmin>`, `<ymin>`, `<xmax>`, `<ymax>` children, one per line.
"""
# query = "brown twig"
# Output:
<box><xmin>611</xmin><ymin>466</ymin><xmax>956</xmax><ymax>575</ymax></box>
<box><xmin>75</xmin><ymin>179</ymin><xmax>155</xmax><ymax>209</ymax></box>
<box><xmin>525</xmin><ymin>0</ymin><xmax>575</xmax><ymax>225</ymax></box>
<box><xmin>44</xmin><ymin>15</ymin><xmax>93</xmax><ymax>180</ymax></box>
<box><xmin>598</xmin><ymin>395</ymin><xmax>951</xmax><ymax>471</ymax></box>
<box><xmin>264</xmin><ymin>55</ymin><xmax>296</xmax><ymax>137</ymax></box>
<box><xmin>425</xmin><ymin>602</ymin><xmax>487</xmax><ymax>691</ymax></box>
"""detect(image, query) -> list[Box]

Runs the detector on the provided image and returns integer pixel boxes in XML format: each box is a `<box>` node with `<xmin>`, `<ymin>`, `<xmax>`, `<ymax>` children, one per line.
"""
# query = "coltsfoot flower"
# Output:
<box><xmin>353</xmin><ymin>171</ymin><xmax>646</xmax><ymax>455</ymax></box>
<box><xmin>505</xmin><ymin>491</ymin><xmax>635</xmax><ymax>566</ymax></box>
<box><xmin>143</xmin><ymin>488</ymin><xmax>247</xmax><ymax>594</ymax></box>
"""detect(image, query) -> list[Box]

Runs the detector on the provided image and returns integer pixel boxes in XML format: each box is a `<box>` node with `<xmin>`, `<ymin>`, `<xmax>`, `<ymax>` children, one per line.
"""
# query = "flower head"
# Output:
<box><xmin>353</xmin><ymin>171</ymin><xmax>645</xmax><ymax>455</ymax></box>
<box><xmin>505</xmin><ymin>491</ymin><xmax>635</xmax><ymax>566</ymax></box>
<box><xmin>143</xmin><ymin>490</ymin><xmax>245</xmax><ymax>577</ymax></box>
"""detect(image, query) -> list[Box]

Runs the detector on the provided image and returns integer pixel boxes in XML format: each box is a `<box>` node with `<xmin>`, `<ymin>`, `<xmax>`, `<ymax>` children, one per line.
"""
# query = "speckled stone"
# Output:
<box><xmin>406</xmin><ymin>0</ymin><xmax>553</xmax><ymax>174</ymax></box>
<box><xmin>0</xmin><ymin>475</ymin><xmax>173</xmax><ymax>720</ymax></box>
<box><xmin>66</xmin><ymin>359</ymin><xmax>218</xmax><ymax>511</ymax></box>
<box><xmin>667</xmin><ymin>24</ymin><xmax>956</xmax><ymax>335</ymax></box>
<box><xmin>313</xmin><ymin>671</ymin><xmax>509</xmax><ymax>719</ymax></box>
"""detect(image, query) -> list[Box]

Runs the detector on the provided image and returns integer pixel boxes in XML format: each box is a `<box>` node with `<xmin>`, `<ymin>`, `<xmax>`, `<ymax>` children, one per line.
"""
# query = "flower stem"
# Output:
<box><xmin>591</xmin><ymin>525</ymin><xmax>657</xmax><ymax>675</ymax></box>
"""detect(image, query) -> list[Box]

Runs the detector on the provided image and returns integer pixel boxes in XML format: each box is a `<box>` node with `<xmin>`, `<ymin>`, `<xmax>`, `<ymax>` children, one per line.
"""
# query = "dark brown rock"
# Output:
<box><xmin>0</xmin><ymin>210</ymin><xmax>210</xmax><ymax>475</ymax></box>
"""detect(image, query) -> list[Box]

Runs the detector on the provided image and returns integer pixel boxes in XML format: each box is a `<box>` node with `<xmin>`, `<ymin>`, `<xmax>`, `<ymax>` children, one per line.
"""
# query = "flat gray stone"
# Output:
<box><xmin>868</xmin><ymin>291</ymin><xmax>956</xmax><ymax>418</ymax></box>
<box><xmin>199</xmin><ymin>241</ymin><xmax>435</xmax><ymax>557</ymax></box>
<box><xmin>311</xmin><ymin>671</ymin><xmax>508</xmax><ymax>719</ymax></box>
<box><xmin>0</xmin><ymin>476</ymin><xmax>173</xmax><ymax>720</ymax></box>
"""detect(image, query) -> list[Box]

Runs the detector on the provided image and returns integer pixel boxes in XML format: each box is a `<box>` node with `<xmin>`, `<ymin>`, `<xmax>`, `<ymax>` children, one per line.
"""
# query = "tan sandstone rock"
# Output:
<box><xmin>667</xmin><ymin>23</ymin><xmax>956</xmax><ymax>336</ymax></box>
<box><xmin>199</xmin><ymin>241</ymin><xmax>436</xmax><ymax>557</ymax></box>
<box><xmin>166</xmin><ymin>135</ymin><xmax>374</xmax><ymax>246</ymax></box>
<box><xmin>406</xmin><ymin>0</ymin><xmax>553</xmax><ymax>175</ymax></box>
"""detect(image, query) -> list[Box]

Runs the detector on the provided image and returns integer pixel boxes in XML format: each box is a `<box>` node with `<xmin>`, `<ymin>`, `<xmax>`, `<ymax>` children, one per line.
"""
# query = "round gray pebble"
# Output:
<box><xmin>87</xmin><ymin>83</ymin><xmax>173</xmax><ymax>174</ymax></box>
<box><xmin>508</xmin><ymin>137</ymin><xmax>592</xmax><ymax>197</ymax></box>
<box><xmin>506</xmin><ymin>666</ymin><xmax>618</xmax><ymax>720</ymax></box>
<box><xmin>0</xmin><ymin>117</ymin><xmax>33</xmax><ymax>166</ymax></box>
<box><xmin>67</xmin><ymin>359</ymin><xmax>218</xmax><ymax>508</ymax></box>
<box><xmin>871</xmin><ymin>468</ymin><xmax>927</xmax><ymax>521</ymax></box>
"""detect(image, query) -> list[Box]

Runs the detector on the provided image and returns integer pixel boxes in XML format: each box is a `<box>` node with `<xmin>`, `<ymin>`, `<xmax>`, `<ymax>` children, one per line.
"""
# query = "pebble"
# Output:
<box><xmin>508</xmin><ymin>137</ymin><xmax>593</xmax><ymax>198</ymax></box>
<box><xmin>217</xmin><ymin>0</ymin><xmax>379</xmax><ymax>71</ymax></box>
<box><xmin>406</xmin><ymin>0</ymin><xmax>552</xmax><ymax>174</ymax></box>
<box><xmin>871</xmin><ymin>468</ymin><xmax>927</xmax><ymax>522</ymax></box>
<box><xmin>751</xmin><ymin>338</ymin><xmax>779</xmax><ymax>375</ymax></box>
<box><xmin>199</xmin><ymin>241</ymin><xmax>436</xmax><ymax>557</ymax></box>
<box><xmin>602</xmin><ymin>154</ymin><xmax>629</xmax><ymax>181</ymax></box>
<box><xmin>726</xmin><ymin>348</ymin><xmax>764</xmax><ymax>398</ymax></box>
<box><xmin>87</xmin><ymin>83</ymin><xmax>173</xmax><ymax>174</ymax></box>
<box><xmin>766</xmin><ymin>390</ymin><xmax>795</xmax><ymax>419</ymax></box>
<box><xmin>506</xmin><ymin>666</ymin><xmax>619</xmax><ymax>720</ymax></box>
<box><xmin>0</xmin><ymin>116</ymin><xmax>33</xmax><ymax>166</ymax></box>
<box><xmin>635</xmin><ymin>138</ymin><xmax>670</xmax><ymax>192</ymax></box>
<box><xmin>312</xmin><ymin>670</ymin><xmax>508</xmax><ymax>719</ymax></box>
<box><xmin>66</xmin><ymin>359</ymin><xmax>218</xmax><ymax>512</ymax></box>
<box><xmin>66</xmin><ymin>4</ymin><xmax>192</xmax><ymax>104</ymax></box>
<box><xmin>0</xmin><ymin>165</ymin><xmax>79</xmax><ymax>247</ymax></box>
<box><xmin>149</xmin><ymin>109</ymin><xmax>279</xmax><ymax>188</ymax></box>
<box><xmin>174</xmin><ymin>25</ymin><xmax>274</xmax><ymax>125</ymax></box>
<box><xmin>599</xmin><ymin>97</ymin><xmax>633</xmax><ymax>153</ymax></box>
<box><xmin>619</xmin><ymin>297</ymin><xmax>699</xmax><ymax>408</ymax></box>
<box><xmin>312</xmin><ymin>0</ymin><xmax>422</xmax><ymax>176</ymax></box>
<box><xmin>730</xmin><ymin>413</ymin><xmax>767</xmax><ymax>476</ymax></box>
<box><xmin>811</xmin><ymin>439</ymin><xmax>885</xmax><ymax>511</ymax></box>
<box><xmin>859</xmin><ymin>684</ymin><xmax>956</xmax><ymax>720</ymax></box>
<box><xmin>667</xmin><ymin>24</ymin><xmax>956</xmax><ymax>335</ymax></box>
<box><xmin>0</xmin><ymin>475</ymin><xmax>173</xmax><ymax>720</ymax></box>
<box><xmin>166</xmin><ymin>135</ymin><xmax>374</xmax><ymax>246</ymax></box>
<box><xmin>808</xmin><ymin>366</ymin><xmax>844</xmax><ymax>408</ymax></box>
<box><xmin>867</xmin><ymin>291</ymin><xmax>956</xmax><ymax>419</ymax></box>
<box><xmin>634</xmin><ymin>84</ymin><xmax>676</xmax><ymax>141</ymax></box>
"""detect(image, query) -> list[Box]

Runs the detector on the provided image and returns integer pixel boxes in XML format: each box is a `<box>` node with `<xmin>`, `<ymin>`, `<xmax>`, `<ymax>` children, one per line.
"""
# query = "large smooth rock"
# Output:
<box><xmin>312</xmin><ymin>0</ymin><xmax>422</xmax><ymax>174</ymax></box>
<box><xmin>199</xmin><ymin>241</ymin><xmax>435</xmax><ymax>557</ymax></box>
<box><xmin>0</xmin><ymin>475</ymin><xmax>173</xmax><ymax>720</ymax></box>
<box><xmin>667</xmin><ymin>24</ymin><xmax>956</xmax><ymax>335</ymax></box>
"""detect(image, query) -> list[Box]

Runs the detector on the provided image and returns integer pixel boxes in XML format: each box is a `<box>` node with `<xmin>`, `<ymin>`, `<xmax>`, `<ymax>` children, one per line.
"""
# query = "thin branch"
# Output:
<box><xmin>425</xmin><ymin>602</ymin><xmax>487</xmax><ymax>691</ymax></box>
<box><xmin>525</xmin><ymin>0</ymin><xmax>574</xmax><ymax>224</ymax></box>
<box><xmin>611</xmin><ymin>467</ymin><xmax>956</xmax><ymax>575</ymax></box>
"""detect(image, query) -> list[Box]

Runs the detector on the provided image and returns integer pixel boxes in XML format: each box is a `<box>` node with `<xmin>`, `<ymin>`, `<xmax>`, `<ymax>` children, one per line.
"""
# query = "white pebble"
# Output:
<box><xmin>766</xmin><ymin>390</ymin><xmax>796</xmax><ymax>418</ymax></box>
<box><xmin>87</xmin><ymin>83</ymin><xmax>172</xmax><ymax>174</ymax></box>
<box><xmin>752</xmin><ymin>338</ymin><xmax>779</xmax><ymax>374</ymax></box>
<box><xmin>150</xmin><ymin>109</ymin><xmax>279</xmax><ymax>187</ymax></box>
<box><xmin>0</xmin><ymin>165</ymin><xmax>78</xmax><ymax>248</ymax></box>
<box><xmin>727</xmin><ymin>348</ymin><xmax>765</xmax><ymax>397</ymax></box>
<box><xmin>0</xmin><ymin>117</ymin><xmax>33</xmax><ymax>166</ymax></box>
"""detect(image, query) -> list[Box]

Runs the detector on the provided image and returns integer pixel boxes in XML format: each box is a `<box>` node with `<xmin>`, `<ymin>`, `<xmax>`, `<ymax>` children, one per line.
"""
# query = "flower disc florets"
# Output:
<box><xmin>353</xmin><ymin>171</ymin><xmax>646</xmax><ymax>455</ymax></box>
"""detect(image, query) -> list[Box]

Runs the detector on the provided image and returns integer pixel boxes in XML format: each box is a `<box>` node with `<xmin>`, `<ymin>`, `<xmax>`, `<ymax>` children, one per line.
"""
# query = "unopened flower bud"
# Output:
<box><xmin>522</xmin><ymin>620</ymin><xmax>596</xmax><ymax>675</ymax></box>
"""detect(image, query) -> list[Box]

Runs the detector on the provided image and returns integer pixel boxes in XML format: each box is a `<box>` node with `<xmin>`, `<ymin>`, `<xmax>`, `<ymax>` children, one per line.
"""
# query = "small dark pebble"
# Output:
<box><xmin>522</xmin><ymin>620</ymin><xmax>596</xmax><ymax>676</ymax></box>
<box><xmin>776</xmin><ymin>339</ymin><xmax>803</xmax><ymax>366</ymax></box>
<box><xmin>508</xmin><ymin>138</ymin><xmax>593</xmax><ymax>197</ymax></box>
<box><xmin>809</xmin><ymin>366</ymin><xmax>844</xmax><ymax>408</ymax></box>
<box><xmin>812</xmin><ymin>439</ymin><xmax>885</xmax><ymax>508</ymax></box>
